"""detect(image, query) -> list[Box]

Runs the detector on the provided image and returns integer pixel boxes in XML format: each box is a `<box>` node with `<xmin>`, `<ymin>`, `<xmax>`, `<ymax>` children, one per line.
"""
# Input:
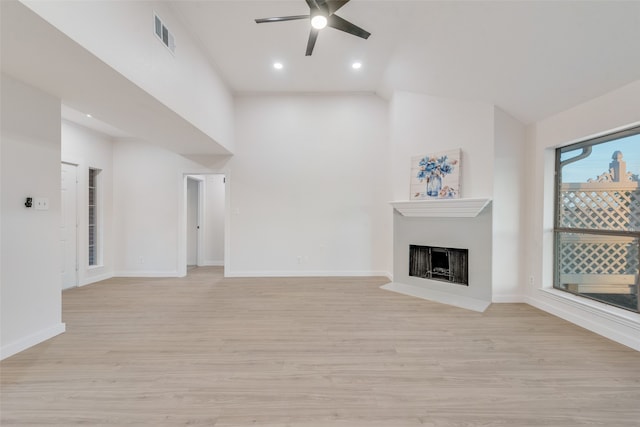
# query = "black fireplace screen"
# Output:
<box><xmin>409</xmin><ymin>245</ymin><xmax>469</xmax><ymax>286</ymax></box>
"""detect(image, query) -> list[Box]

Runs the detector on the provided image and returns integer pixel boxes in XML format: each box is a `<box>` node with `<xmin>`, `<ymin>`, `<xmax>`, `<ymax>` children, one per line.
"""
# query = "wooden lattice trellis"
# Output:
<box><xmin>558</xmin><ymin>181</ymin><xmax>639</xmax><ymax>295</ymax></box>
<box><xmin>558</xmin><ymin>234</ymin><xmax>638</xmax><ymax>275</ymax></box>
<box><xmin>557</xmin><ymin>153</ymin><xmax>639</xmax><ymax>302</ymax></box>
<box><xmin>560</xmin><ymin>182</ymin><xmax>640</xmax><ymax>231</ymax></box>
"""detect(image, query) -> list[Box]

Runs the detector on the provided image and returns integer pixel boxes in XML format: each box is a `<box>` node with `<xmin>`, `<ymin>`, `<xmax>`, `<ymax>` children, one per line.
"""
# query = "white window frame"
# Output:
<box><xmin>553</xmin><ymin>126</ymin><xmax>640</xmax><ymax>313</ymax></box>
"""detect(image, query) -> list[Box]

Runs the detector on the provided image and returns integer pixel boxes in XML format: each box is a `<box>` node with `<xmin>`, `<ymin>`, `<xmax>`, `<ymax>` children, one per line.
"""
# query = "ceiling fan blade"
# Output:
<box><xmin>327</xmin><ymin>14</ymin><xmax>370</xmax><ymax>39</ymax></box>
<box><xmin>315</xmin><ymin>0</ymin><xmax>349</xmax><ymax>16</ymax></box>
<box><xmin>255</xmin><ymin>15</ymin><xmax>309</xmax><ymax>24</ymax></box>
<box><xmin>305</xmin><ymin>0</ymin><xmax>320</xmax><ymax>11</ymax></box>
<box><xmin>324</xmin><ymin>0</ymin><xmax>351</xmax><ymax>15</ymax></box>
<box><xmin>305</xmin><ymin>28</ymin><xmax>320</xmax><ymax>56</ymax></box>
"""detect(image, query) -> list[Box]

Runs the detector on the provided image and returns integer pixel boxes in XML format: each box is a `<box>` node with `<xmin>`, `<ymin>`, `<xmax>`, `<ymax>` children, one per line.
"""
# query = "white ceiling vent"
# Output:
<box><xmin>154</xmin><ymin>13</ymin><xmax>175</xmax><ymax>54</ymax></box>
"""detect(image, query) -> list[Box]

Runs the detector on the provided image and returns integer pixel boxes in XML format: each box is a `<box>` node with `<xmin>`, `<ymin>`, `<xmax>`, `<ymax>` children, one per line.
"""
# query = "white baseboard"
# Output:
<box><xmin>526</xmin><ymin>289</ymin><xmax>640</xmax><ymax>352</ymax></box>
<box><xmin>224</xmin><ymin>270</ymin><xmax>391</xmax><ymax>278</ymax></box>
<box><xmin>1</xmin><ymin>322</ymin><xmax>66</xmax><ymax>360</ymax></box>
<box><xmin>200</xmin><ymin>260</ymin><xmax>224</xmax><ymax>267</ymax></box>
<box><xmin>381</xmin><ymin>282</ymin><xmax>491</xmax><ymax>312</ymax></box>
<box><xmin>492</xmin><ymin>294</ymin><xmax>526</xmax><ymax>303</ymax></box>
<box><xmin>80</xmin><ymin>272</ymin><xmax>114</xmax><ymax>286</ymax></box>
<box><xmin>114</xmin><ymin>270</ymin><xmax>180</xmax><ymax>278</ymax></box>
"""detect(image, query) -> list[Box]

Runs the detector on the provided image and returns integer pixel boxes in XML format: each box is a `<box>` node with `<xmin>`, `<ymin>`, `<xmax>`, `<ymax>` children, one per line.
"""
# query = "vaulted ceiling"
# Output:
<box><xmin>171</xmin><ymin>0</ymin><xmax>640</xmax><ymax>124</ymax></box>
<box><xmin>4</xmin><ymin>0</ymin><xmax>640</xmax><ymax>142</ymax></box>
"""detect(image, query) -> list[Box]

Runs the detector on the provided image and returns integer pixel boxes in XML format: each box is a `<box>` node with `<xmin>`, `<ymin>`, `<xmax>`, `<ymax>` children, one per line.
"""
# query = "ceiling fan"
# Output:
<box><xmin>255</xmin><ymin>0</ymin><xmax>371</xmax><ymax>56</ymax></box>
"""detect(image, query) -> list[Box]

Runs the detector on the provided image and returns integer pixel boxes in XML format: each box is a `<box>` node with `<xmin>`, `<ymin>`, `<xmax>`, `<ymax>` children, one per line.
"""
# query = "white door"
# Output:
<box><xmin>61</xmin><ymin>163</ymin><xmax>78</xmax><ymax>290</ymax></box>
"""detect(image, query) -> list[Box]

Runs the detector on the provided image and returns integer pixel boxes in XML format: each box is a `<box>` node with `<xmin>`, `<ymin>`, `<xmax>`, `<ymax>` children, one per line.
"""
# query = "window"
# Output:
<box><xmin>555</xmin><ymin>127</ymin><xmax>640</xmax><ymax>313</ymax></box>
<box><xmin>88</xmin><ymin>168</ymin><xmax>101</xmax><ymax>266</ymax></box>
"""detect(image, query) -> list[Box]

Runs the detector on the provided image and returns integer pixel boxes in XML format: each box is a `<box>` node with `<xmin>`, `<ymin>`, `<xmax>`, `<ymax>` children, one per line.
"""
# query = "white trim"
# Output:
<box><xmin>79</xmin><ymin>272</ymin><xmax>114</xmax><ymax>286</ymax></box>
<box><xmin>390</xmin><ymin>198</ymin><xmax>492</xmax><ymax>218</ymax></box>
<box><xmin>114</xmin><ymin>270</ymin><xmax>179</xmax><ymax>278</ymax></box>
<box><xmin>527</xmin><ymin>289</ymin><xmax>640</xmax><ymax>351</ymax></box>
<box><xmin>224</xmin><ymin>270</ymin><xmax>392</xmax><ymax>278</ymax></box>
<box><xmin>178</xmin><ymin>172</ymin><xmax>188</xmax><ymax>277</ymax></box>
<box><xmin>492</xmin><ymin>294</ymin><xmax>527</xmax><ymax>303</ymax></box>
<box><xmin>1</xmin><ymin>323</ymin><xmax>66</xmax><ymax>360</ymax></box>
<box><xmin>381</xmin><ymin>282</ymin><xmax>491</xmax><ymax>312</ymax></box>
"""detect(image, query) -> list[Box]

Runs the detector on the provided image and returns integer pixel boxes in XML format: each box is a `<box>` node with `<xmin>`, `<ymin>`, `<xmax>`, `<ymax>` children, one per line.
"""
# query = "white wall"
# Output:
<box><xmin>22</xmin><ymin>0</ymin><xmax>234</xmax><ymax>153</ymax></box>
<box><xmin>1</xmin><ymin>74</ymin><xmax>65</xmax><ymax>359</ymax></box>
<box><xmin>61</xmin><ymin>120</ymin><xmax>114</xmax><ymax>286</ymax></box>
<box><xmin>492</xmin><ymin>107</ymin><xmax>526</xmax><ymax>302</ymax></box>
<box><xmin>389</xmin><ymin>91</ymin><xmax>495</xmax><ymax>201</ymax></box>
<box><xmin>525</xmin><ymin>79</ymin><xmax>640</xmax><ymax>351</ymax></box>
<box><xmin>229</xmin><ymin>94</ymin><xmax>390</xmax><ymax>277</ymax></box>
<box><xmin>112</xmin><ymin>140</ymin><xmax>224</xmax><ymax>277</ymax></box>
<box><xmin>203</xmin><ymin>174</ymin><xmax>225</xmax><ymax>266</ymax></box>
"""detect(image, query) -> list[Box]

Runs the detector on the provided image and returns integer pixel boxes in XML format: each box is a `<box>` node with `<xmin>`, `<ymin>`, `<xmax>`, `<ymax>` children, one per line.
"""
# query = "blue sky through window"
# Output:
<box><xmin>560</xmin><ymin>134</ymin><xmax>640</xmax><ymax>183</ymax></box>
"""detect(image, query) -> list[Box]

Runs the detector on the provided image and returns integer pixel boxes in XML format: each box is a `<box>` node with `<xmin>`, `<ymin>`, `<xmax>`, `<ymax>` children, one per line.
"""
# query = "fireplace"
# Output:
<box><xmin>409</xmin><ymin>245</ymin><xmax>469</xmax><ymax>286</ymax></box>
<box><xmin>385</xmin><ymin>201</ymin><xmax>491</xmax><ymax>312</ymax></box>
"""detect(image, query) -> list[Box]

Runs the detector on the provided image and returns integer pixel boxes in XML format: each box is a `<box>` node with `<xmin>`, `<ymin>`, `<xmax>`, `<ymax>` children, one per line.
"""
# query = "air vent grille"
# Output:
<box><xmin>154</xmin><ymin>13</ymin><xmax>175</xmax><ymax>53</ymax></box>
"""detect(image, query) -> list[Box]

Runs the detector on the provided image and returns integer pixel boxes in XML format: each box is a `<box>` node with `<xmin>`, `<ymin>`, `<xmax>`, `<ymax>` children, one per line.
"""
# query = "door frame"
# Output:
<box><xmin>179</xmin><ymin>172</ymin><xmax>228</xmax><ymax>277</ymax></box>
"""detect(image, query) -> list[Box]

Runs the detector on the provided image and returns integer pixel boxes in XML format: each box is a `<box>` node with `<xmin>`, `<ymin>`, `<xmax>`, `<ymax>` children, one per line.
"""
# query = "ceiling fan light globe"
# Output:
<box><xmin>311</xmin><ymin>15</ymin><xmax>328</xmax><ymax>30</ymax></box>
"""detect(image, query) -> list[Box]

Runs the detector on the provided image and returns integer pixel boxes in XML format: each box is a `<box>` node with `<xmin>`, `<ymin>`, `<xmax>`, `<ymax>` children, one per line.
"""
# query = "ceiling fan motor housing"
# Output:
<box><xmin>255</xmin><ymin>0</ymin><xmax>371</xmax><ymax>56</ymax></box>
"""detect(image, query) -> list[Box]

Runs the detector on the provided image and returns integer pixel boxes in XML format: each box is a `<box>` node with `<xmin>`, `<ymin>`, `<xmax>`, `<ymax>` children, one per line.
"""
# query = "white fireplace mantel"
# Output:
<box><xmin>390</xmin><ymin>198</ymin><xmax>492</xmax><ymax>218</ymax></box>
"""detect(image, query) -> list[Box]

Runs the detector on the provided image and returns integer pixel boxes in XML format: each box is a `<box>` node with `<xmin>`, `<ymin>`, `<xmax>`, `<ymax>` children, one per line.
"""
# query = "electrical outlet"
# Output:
<box><xmin>139</xmin><ymin>256</ymin><xmax>145</xmax><ymax>264</ymax></box>
<box><xmin>528</xmin><ymin>275</ymin><xmax>534</xmax><ymax>286</ymax></box>
<box><xmin>297</xmin><ymin>256</ymin><xmax>302</xmax><ymax>264</ymax></box>
<box><xmin>34</xmin><ymin>197</ymin><xmax>49</xmax><ymax>210</ymax></box>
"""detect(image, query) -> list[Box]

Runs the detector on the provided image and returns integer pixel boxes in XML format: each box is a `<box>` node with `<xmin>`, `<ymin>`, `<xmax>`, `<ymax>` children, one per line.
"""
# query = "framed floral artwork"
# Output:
<box><xmin>410</xmin><ymin>149</ymin><xmax>461</xmax><ymax>200</ymax></box>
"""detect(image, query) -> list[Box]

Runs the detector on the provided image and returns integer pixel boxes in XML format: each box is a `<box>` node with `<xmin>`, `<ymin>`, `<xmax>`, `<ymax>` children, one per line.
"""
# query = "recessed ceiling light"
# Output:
<box><xmin>352</xmin><ymin>62</ymin><xmax>362</xmax><ymax>70</ymax></box>
<box><xmin>311</xmin><ymin>15</ymin><xmax>328</xmax><ymax>30</ymax></box>
<box><xmin>273</xmin><ymin>62</ymin><xmax>283</xmax><ymax>70</ymax></box>
<box><xmin>86</xmin><ymin>113</ymin><xmax>92</xmax><ymax>118</ymax></box>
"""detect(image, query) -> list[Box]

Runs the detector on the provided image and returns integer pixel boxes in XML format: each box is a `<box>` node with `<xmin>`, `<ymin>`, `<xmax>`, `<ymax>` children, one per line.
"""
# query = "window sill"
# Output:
<box><xmin>540</xmin><ymin>287</ymin><xmax>640</xmax><ymax>331</ymax></box>
<box><xmin>87</xmin><ymin>265</ymin><xmax>104</xmax><ymax>271</ymax></box>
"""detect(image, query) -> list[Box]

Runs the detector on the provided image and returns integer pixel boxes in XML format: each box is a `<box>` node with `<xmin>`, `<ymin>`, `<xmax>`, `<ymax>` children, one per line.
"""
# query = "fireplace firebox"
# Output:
<box><xmin>409</xmin><ymin>245</ymin><xmax>469</xmax><ymax>286</ymax></box>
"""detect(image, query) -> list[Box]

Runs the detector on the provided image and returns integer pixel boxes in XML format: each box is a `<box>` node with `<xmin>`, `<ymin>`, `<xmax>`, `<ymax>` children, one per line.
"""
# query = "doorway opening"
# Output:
<box><xmin>186</xmin><ymin>177</ymin><xmax>200</xmax><ymax>268</ymax></box>
<box><xmin>181</xmin><ymin>174</ymin><xmax>226</xmax><ymax>276</ymax></box>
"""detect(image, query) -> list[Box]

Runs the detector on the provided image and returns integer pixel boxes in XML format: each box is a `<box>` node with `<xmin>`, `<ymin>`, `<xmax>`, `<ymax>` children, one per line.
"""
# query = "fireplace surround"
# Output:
<box><xmin>382</xmin><ymin>199</ymin><xmax>492</xmax><ymax>312</ymax></box>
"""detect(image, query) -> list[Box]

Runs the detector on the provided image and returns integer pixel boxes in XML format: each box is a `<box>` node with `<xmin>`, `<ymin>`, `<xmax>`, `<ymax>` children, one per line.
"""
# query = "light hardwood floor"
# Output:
<box><xmin>2</xmin><ymin>267</ymin><xmax>639</xmax><ymax>426</ymax></box>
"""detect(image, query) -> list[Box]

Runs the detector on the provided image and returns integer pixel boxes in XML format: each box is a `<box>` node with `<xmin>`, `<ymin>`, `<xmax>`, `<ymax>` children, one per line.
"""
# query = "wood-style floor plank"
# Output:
<box><xmin>2</xmin><ymin>267</ymin><xmax>639</xmax><ymax>426</ymax></box>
